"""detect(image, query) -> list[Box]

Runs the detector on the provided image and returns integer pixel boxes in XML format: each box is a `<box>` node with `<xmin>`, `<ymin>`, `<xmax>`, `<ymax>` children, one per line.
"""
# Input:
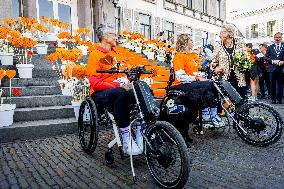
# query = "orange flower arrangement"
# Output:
<box><xmin>76</xmin><ymin>28</ymin><xmax>91</xmax><ymax>35</ymax></box>
<box><xmin>0</xmin><ymin>26</ymin><xmax>11</xmax><ymax>39</ymax></box>
<box><xmin>5</xmin><ymin>70</ymin><xmax>16</xmax><ymax>79</ymax></box>
<box><xmin>0</xmin><ymin>69</ymin><xmax>6</xmax><ymax>80</ymax></box>
<box><xmin>2</xmin><ymin>18</ymin><xmax>17</xmax><ymax>27</ymax></box>
<box><xmin>72</xmin><ymin>64</ymin><xmax>87</xmax><ymax>80</ymax></box>
<box><xmin>57</xmin><ymin>32</ymin><xmax>73</xmax><ymax>40</ymax></box>
<box><xmin>62</xmin><ymin>61</ymin><xmax>76</xmax><ymax>79</ymax></box>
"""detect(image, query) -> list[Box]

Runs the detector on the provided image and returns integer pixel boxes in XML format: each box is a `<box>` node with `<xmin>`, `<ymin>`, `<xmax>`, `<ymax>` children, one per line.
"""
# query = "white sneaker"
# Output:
<box><xmin>212</xmin><ymin>115</ymin><xmax>225</xmax><ymax>128</ymax></box>
<box><xmin>123</xmin><ymin>138</ymin><xmax>143</xmax><ymax>156</ymax></box>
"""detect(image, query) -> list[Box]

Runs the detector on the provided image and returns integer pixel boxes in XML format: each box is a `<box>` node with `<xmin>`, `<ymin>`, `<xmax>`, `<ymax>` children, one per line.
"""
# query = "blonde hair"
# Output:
<box><xmin>221</xmin><ymin>24</ymin><xmax>235</xmax><ymax>38</ymax></box>
<box><xmin>176</xmin><ymin>34</ymin><xmax>192</xmax><ymax>53</ymax></box>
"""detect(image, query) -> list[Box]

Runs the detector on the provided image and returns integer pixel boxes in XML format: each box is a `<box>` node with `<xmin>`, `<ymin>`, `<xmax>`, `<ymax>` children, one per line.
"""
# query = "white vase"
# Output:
<box><xmin>157</xmin><ymin>55</ymin><xmax>165</xmax><ymax>62</ymax></box>
<box><xmin>142</xmin><ymin>50</ymin><xmax>149</xmax><ymax>56</ymax></box>
<box><xmin>0</xmin><ymin>104</ymin><xmax>16</xmax><ymax>127</ymax></box>
<box><xmin>135</xmin><ymin>47</ymin><xmax>142</xmax><ymax>54</ymax></box>
<box><xmin>77</xmin><ymin>45</ymin><xmax>88</xmax><ymax>55</ymax></box>
<box><xmin>36</xmin><ymin>44</ymin><xmax>48</xmax><ymax>55</ymax></box>
<box><xmin>147</xmin><ymin>52</ymin><xmax>155</xmax><ymax>60</ymax></box>
<box><xmin>72</xmin><ymin>101</ymin><xmax>81</xmax><ymax>121</ymax></box>
<box><xmin>58</xmin><ymin>80</ymin><xmax>72</xmax><ymax>96</ymax></box>
<box><xmin>16</xmin><ymin>64</ymin><xmax>34</xmax><ymax>78</ymax></box>
<box><xmin>0</xmin><ymin>52</ymin><xmax>14</xmax><ymax>65</ymax></box>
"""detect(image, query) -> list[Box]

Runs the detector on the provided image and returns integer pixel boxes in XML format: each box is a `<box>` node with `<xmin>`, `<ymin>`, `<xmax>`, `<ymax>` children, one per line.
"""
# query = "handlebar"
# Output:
<box><xmin>96</xmin><ymin>67</ymin><xmax>153</xmax><ymax>75</ymax></box>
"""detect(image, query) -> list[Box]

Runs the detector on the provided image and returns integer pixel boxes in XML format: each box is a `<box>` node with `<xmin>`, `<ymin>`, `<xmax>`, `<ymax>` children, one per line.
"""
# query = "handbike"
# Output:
<box><xmin>78</xmin><ymin>65</ymin><xmax>190</xmax><ymax>188</ymax></box>
<box><xmin>160</xmin><ymin>66</ymin><xmax>283</xmax><ymax>147</ymax></box>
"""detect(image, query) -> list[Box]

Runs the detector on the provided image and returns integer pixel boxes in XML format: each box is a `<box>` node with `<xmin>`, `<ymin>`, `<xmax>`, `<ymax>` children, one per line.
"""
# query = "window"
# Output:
<box><xmin>184</xmin><ymin>26</ymin><xmax>192</xmax><ymax>35</ymax></box>
<box><xmin>38</xmin><ymin>0</ymin><xmax>54</xmax><ymax>19</ymax></box>
<box><xmin>202</xmin><ymin>31</ymin><xmax>208</xmax><ymax>46</ymax></box>
<box><xmin>165</xmin><ymin>21</ymin><xmax>174</xmax><ymax>40</ymax></box>
<box><xmin>12</xmin><ymin>0</ymin><xmax>21</xmax><ymax>20</ymax></box>
<box><xmin>267</xmin><ymin>21</ymin><xmax>276</xmax><ymax>37</ymax></box>
<box><xmin>140</xmin><ymin>13</ymin><xmax>151</xmax><ymax>39</ymax></box>
<box><xmin>216</xmin><ymin>0</ymin><xmax>221</xmax><ymax>18</ymax></box>
<box><xmin>186</xmin><ymin>0</ymin><xmax>192</xmax><ymax>9</ymax></box>
<box><xmin>203</xmin><ymin>0</ymin><xmax>208</xmax><ymax>14</ymax></box>
<box><xmin>115</xmin><ymin>8</ymin><xmax>121</xmax><ymax>34</ymax></box>
<box><xmin>251</xmin><ymin>24</ymin><xmax>258</xmax><ymax>38</ymax></box>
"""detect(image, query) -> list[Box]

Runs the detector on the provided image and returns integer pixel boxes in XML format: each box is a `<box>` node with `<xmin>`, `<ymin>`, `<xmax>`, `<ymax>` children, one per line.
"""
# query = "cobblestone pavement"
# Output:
<box><xmin>0</xmin><ymin>101</ymin><xmax>284</xmax><ymax>189</ymax></box>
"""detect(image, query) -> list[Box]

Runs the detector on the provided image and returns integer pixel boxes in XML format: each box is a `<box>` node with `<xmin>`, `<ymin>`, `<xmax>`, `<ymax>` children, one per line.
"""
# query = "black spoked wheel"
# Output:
<box><xmin>234</xmin><ymin>102</ymin><xmax>283</xmax><ymax>147</ymax></box>
<box><xmin>78</xmin><ymin>96</ymin><xmax>99</xmax><ymax>154</ymax></box>
<box><xmin>145</xmin><ymin>121</ymin><xmax>190</xmax><ymax>189</ymax></box>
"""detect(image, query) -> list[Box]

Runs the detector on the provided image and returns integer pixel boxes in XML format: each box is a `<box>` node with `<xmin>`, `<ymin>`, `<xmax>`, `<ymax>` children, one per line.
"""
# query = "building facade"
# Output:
<box><xmin>0</xmin><ymin>0</ymin><xmax>226</xmax><ymax>45</ymax></box>
<box><xmin>229</xmin><ymin>3</ymin><xmax>284</xmax><ymax>45</ymax></box>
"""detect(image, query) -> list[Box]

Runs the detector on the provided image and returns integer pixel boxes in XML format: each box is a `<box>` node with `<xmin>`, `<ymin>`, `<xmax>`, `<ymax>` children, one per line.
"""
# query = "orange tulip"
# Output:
<box><xmin>5</xmin><ymin>69</ymin><xmax>16</xmax><ymax>79</ymax></box>
<box><xmin>0</xmin><ymin>69</ymin><xmax>6</xmax><ymax>80</ymax></box>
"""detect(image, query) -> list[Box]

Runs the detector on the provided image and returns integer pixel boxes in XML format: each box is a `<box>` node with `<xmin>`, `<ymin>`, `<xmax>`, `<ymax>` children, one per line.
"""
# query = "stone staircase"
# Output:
<box><xmin>0</xmin><ymin>55</ymin><xmax>77</xmax><ymax>143</ymax></box>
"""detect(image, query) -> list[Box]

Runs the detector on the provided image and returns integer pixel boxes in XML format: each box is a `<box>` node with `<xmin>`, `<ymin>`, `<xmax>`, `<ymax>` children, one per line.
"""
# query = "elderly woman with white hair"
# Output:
<box><xmin>212</xmin><ymin>24</ymin><xmax>247</xmax><ymax>98</ymax></box>
<box><xmin>86</xmin><ymin>24</ymin><xmax>143</xmax><ymax>155</ymax></box>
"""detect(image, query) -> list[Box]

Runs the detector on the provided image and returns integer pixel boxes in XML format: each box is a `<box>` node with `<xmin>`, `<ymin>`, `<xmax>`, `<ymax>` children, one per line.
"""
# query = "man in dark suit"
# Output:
<box><xmin>266</xmin><ymin>32</ymin><xmax>284</xmax><ymax>104</ymax></box>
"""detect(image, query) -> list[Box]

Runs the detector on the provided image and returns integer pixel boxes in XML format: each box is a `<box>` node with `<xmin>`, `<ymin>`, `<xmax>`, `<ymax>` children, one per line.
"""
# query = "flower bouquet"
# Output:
<box><xmin>231</xmin><ymin>51</ymin><xmax>253</xmax><ymax>73</ymax></box>
<box><xmin>69</xmin><ymin>64</ymin><xmax>89</xmax><ymax>120</ymax></box>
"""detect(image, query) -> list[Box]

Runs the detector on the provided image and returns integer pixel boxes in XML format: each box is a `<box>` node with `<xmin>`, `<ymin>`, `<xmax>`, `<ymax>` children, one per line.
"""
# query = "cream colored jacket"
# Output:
<box><xmin>211</xmin><ymin>38</ymin><xmax>246</xmax><ymax>87</ymax></box>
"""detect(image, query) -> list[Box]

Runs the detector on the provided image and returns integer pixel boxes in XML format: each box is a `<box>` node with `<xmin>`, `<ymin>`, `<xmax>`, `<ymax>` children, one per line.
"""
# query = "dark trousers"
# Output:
<box><xmin>229</xmin><ymin>71</ymin><xmax>246</xmax><ymax>99</ymax></box>
<box><xmin>269</xmin><ymin>67</ymin><xmax>283</xmax><ymax>102</ymax></box>
<box><xmin>91</xmin><ymin>87</ymin><xmax>134</xmax><ymax>128</ymax></box>
<box><xmin>259</xmin><ymin>70</ymin><xmax>270</xmax><ymax>96</ymax></box>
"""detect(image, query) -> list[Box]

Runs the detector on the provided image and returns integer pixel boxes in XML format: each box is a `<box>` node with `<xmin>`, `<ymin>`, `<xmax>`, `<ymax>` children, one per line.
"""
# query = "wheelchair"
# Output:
<box><xmin>78</xmin><ymin>66</ymin><xmax>190</xmax><ymax>188</ymax></box>
<box><xmin>160</xmin><ymin>66</ymin><xmax>283</xmax><ymax>147</ymax></box>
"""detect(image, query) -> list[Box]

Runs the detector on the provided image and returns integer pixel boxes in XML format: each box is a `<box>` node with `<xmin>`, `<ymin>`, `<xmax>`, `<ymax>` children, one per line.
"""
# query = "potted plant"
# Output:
<box><xmin>46</xmin><ymin>47</ymin><xmax>83</xmax><ymax>96</ymax></box>
<box><xmin>0</xmin><ymin>24</ymin><xmax>15</xmax><ymax>65</ymax></box>
<box><xmin>70</xmin><ymin>64</ymin><xmax>89</xmax><ymax>120</ymax></box>
<box><xmin>15</xmin><ymin>37</ymin><xmax>37</xmax><ymax>78</ymax></box>
<box><xmin>0</xmin><ymin>69</ymin><xmax>17</xmax><ymax>127</ymax></box>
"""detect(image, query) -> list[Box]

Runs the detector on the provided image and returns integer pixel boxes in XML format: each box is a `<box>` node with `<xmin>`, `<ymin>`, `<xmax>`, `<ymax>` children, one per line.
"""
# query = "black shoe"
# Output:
<box><xmin>272</xmin><ymin>99</ymin><xmax>277</xmax><ymax>104</ymax></box>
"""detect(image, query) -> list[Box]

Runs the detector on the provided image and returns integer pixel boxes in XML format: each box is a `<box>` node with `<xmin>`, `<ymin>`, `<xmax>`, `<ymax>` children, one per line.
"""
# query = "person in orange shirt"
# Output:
<box><xmin>171</xmin><ymin>34</ymin><xmax>224</xmax><ymax>138</ymax></box>
<box><xmin>87</xmin><ymin>24</ymin><xmax>142</xmax><ymax>155</ymax></box>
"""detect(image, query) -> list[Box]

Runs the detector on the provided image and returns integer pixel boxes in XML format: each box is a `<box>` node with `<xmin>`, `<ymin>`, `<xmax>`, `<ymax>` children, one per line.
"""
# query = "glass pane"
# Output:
<box><xmin>140</xmin><ymin>14</ymin><xmax>150</xmax><ymax>25</ymax></box>
<box><xmin>165</xmin><ymin>21</ymin><xmax>174</xmax><ymax>31</ymax></box>
<box><xmin>140</xmin><ymin>25</ymin><xmax>144</xmax><ymax>36</ymax></box>
<box><xmin>145</xmin><ymin>25</ymin><xmax>151</xmax><ymax>39</ymax></box>
<box><xmin>38</xmin><ymin>0</ymin><xmax>54</xmax><ymax>19</ymax></box>
<box><xmin>58</xmin><ymin>4</ymin><xmax>71</xmax><ymax>24</ymax></box>
<box><xmin>12</xmin><ymin>0</ymin><xmax>20</xmax><ymax>20</ymax></box>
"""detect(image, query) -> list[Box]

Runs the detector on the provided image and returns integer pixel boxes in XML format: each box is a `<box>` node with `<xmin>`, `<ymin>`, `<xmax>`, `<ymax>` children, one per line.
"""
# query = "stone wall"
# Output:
<box><xmin>0</xmin><ymin>0</ymin><xmax>13</xmax><ymax>24</ymax></box>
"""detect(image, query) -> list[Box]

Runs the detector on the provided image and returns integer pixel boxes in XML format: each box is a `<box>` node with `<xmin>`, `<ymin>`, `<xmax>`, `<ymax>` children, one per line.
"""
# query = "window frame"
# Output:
<box><xmin>139</xmin><ymin>13</ymin><xmax>152</xmax><ymax>40</ymax></box>
<box><xmin>251</xmin><ymin>24</ymin><xmax>259</xmax><ymax>38</ymax></box>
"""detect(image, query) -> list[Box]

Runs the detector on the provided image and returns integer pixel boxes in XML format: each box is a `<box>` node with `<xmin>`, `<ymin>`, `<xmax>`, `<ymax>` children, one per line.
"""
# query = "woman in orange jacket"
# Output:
<box><xmin>170</xmin><ymin>34</ymin><xmax>224</xmax><ymax>139</ymax></box>
<box><xmin>87</xmin><ymin>25</ymin><xmax>142</xmax><ymax>155</ymax></box>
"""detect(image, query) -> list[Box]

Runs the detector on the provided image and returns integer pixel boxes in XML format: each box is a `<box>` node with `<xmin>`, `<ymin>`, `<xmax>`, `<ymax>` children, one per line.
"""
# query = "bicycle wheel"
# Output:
<box><xmin>145</xmin><ymin>121</ymin><xmax>190</xmax><ymax>189</ymax></box>
<box><xmin>78</xmin><ymin>97</ymin><xmax>99</xmax><ymax>154</ymax></box>
<box><xmin>233</xmin><ymin>102</ymin><xmax>283</xmax><ymax>147</ymax></box>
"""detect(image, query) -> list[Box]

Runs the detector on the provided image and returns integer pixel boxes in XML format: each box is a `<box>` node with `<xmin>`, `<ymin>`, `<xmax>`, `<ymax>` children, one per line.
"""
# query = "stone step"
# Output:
<box><xmin>0</xmin><ymin>118</ymin><xmax>77</xmax><ymax>143</ymax></box>
<box><xmin>32</xmin><ymin>69</ymin><xmax>59</xmax><ymax>78</ymax></box>
<box><xmin>3</xmin><ymin>95</ymin><xmax>72</xmax><ymax>108</ymax></box>
<box><xmin>2</xmin><ymin>85</ymin><xmax>61</xmax><ymax>96</ymax></box>
<box><xmin>1</xmin><ymin>78</ymin><xmax>60</xmax><ymax>87</ymax></box>
<box><xmin>14</xmin><ymin>105</ymin><xmax>75</xmax><ymax>122</ymax></box>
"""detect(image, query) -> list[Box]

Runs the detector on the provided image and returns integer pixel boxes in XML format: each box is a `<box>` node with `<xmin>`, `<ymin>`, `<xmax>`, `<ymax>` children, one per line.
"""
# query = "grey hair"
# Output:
<box><xmin>96</xmin><ymin>24</ymin><xmax>115</xmax><ymax>41</ymax></box>
<box><xmin>221</xmin><ymin>24</ymin><xmax>235</xmax><ymax>38</ymax></box>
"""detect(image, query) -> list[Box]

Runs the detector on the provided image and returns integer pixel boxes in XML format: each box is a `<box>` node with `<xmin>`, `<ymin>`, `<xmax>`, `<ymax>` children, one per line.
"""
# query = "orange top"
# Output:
<box><xmin>87</xmin><ymin>46</ymin><xmax>119</xmax><ymax>82</ymax></box>
<box><xmin>172</xmin><ymin>52</ymin><xmax>202</xmax><ymax>85</ymax></box>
